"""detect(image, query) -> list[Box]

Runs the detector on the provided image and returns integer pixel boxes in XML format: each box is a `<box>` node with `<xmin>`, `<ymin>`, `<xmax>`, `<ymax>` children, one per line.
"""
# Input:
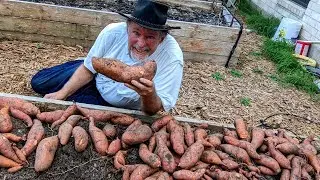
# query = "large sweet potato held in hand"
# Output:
<box><xmin>34</xmin><ymin>135</ymin><xmax>59</xmax><ymax>172</ymax></box>
<box><xmin>92</xmin><ymin>57</ymin><xmax>157</xmax><ymax>83</ymax></box>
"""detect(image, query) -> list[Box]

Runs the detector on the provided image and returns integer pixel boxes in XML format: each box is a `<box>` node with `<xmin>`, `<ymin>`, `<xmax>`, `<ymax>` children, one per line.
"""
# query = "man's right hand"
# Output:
<box><xmin>44</xmin><ymin>90</ymin><xmax>67</xmax><ymax>100</ymax></box>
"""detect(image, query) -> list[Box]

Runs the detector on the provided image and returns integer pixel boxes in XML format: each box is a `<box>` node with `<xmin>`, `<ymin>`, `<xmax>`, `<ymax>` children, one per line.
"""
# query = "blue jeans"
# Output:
<box><xmin>31</xmin><ymin>60</ymin><xmax>111</xmax><ymax>106</ymax></box>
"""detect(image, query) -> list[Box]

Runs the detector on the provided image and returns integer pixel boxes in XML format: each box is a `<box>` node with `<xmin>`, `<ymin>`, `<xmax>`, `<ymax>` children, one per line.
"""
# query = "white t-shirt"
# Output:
<box><xmin>84</xmin><ymin>22</ymin><xmax>183</xmax><ymax>111</ymax></box>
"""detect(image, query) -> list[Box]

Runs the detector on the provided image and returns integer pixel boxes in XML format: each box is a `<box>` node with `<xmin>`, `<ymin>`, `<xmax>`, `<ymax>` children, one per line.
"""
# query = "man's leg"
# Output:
<box><xmin>31</xmin><ymin>60</ymin><xmax>111</xmax><ymax>106</ymax></box>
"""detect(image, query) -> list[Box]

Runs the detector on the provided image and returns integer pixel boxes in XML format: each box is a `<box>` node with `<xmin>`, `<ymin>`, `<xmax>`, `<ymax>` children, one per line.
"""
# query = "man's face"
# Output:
<box><xmin>128</xmin><ymin>21</ymin><xmax>164</xmax><ymax>61</ymax></box>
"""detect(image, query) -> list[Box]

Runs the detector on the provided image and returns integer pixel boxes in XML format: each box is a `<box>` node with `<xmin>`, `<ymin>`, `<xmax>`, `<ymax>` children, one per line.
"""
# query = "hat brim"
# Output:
<box><xmin>118</xmin><ymin>12</ymin><xmax>180</xmax><ymax>31</ymax></box>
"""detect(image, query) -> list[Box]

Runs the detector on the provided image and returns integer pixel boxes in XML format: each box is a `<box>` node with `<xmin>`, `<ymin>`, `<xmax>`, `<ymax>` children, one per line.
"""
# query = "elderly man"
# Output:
<box><xmin>31</xmin><ymin>0</ymin><xmax>183</xmax><ymax>115</ymax></box>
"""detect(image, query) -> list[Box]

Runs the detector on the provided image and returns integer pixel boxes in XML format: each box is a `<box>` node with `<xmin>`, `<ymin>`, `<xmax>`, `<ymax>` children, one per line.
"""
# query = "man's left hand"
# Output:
<box><xmin>125</xmin><ymin>78</ymin><xmax>155</xmax><ymax>97</ymax></box>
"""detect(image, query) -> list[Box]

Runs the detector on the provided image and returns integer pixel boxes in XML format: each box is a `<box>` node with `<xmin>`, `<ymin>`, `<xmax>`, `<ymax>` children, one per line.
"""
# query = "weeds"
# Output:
<box><xmin>252</xmin><ymin>68</ymin><xmax>264</xmax><ymax>74</ymax></box>
<box><xmin>230</xmin><ymin>69</ymin><xmax>243</xmax><ymax>78</ymax></box>
<box><xmin>240</xmin><ymin>97</ymin><xmax>251</xmax><ymax>106</ymax></box>
<box><xmin>212</xmin><ymin>72</ymin><xmax>225</xmax><ymax>81</ymax></box>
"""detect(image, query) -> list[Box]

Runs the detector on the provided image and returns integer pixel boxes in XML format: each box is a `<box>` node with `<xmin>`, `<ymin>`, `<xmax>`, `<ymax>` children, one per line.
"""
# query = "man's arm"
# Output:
<box><xmin>125</xmin><ymin>78</ymin><xmax>163</xmax><ymax>115</ymax></box>
<box><xmin>44</xmin><ymin>64</ymin><xmax>94</xmax><ymax>100</ymax></box>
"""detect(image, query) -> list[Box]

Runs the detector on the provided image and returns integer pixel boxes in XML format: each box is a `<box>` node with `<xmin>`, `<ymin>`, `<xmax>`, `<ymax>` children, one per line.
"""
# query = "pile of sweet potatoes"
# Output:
<box><xmin>1</xmin><ymin>96</ymin><xmax>320</xmax><ymax>180</ymax></box>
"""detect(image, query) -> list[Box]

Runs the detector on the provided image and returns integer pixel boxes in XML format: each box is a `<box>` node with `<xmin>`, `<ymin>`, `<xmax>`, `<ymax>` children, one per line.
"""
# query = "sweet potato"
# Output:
<box><xmin>283</xmin><ymin>133</ymin><xmax>300</xmax><ymax>145</ymax></box>
<box><xmin>254</xmin><ymin>154</ymin><xmax>281</xmax><ymax>174</ymax></box>
<box><xmin>58</xmin><ymin>115</ymin><xmax>83</xmax><ymax>145</ymax></box>
<box><xmin>223</xmin><ymin>128</ymin><xmax>238</xmax><ymax>139</ymax></box>
<box><xmin>34</xmin><ymin>135</ymin><xmax>59</xmax><ymax>172</ymax></box>
<box><xmin>276</xmin><ymin>142</ymin><xmax>300</xmax><ymax>155</ymax></box>
<box><xmin>36</xmin><ymin>110</ymin><xmax>64</xmax><ymax>123</ymax></box>
<box><xmin>110</xmin><ymin>114</ymin><xmax>135</xmax><ymax>126</ymax></box>
<box><xmin>148</xmin><ymin>135</ymin><xmax>156</xmax><ymax>152</ymax></box>
<box><xmin>139</xmin><ymin>143</ymin><xmax>161</xmax><ymax>168</ymax></box>
<box><xmin>183</xmin><ymin>122</ymin><xmax>194</xmax><ymax>147</ymax></box>
<box><xmin>301</xmin><ymin>135</ymin><xmax>317</xmax><ymax>155</ymax></box>
<box><xmin>122</xmin><ymin>124</ymin><xmax>152</xmax><ymax>145</ymax></box>
<box><xmin>155</xmin><ymin>172</ymin><xmax>171</xmax><ymax>180</ymax></box>
<box><xmin>102</xmin><ymin>123</ymin><xmax>117</xmax><ymax>138</ymax></box>
<box><xmin>0</xmin><ymin>106</ymin><xmax>13</xmax><ymax>133</ymax></box>
<box><xmin>201</xmin><ymin>150</ymin><xmax>223</xmax><ymax>165</ymax></box>
<box><xmin>107</xmin><ymin>138</ymin><xmax>122</xmax><ymax>155</ymax></box>
<box><xmin>221</xmin><ymin>159</ymin><xmax>239</xmax><ymax>170</ymax></box>
<box><xmin>213</xmin><ymin>150</ymin><xmax>230</xmax><ymax>160</ymax></box>
<box><xmin>21</xmin><ymin>119</ymin><xmax>45</xmax><ymax>156</ymax></box>
<box><xmin>290</xmin><ymin>156</ymin><xmax>302</xmax><ymax>180</ymax></box>
<box><xmin>223</xmin><ymin>136</ymin><xmax>260</xmax><ymax>159</ymax></box>
<box><xmin>250</xmin><ymin>127</ymin><xmax>265</xmax><ymax>149</ymax></box>
<box><xmin>122</xmin><ymin>164</ymin><xmax>139</xmax><ymax>180</ymax></box>
<box><xmin>0</xmin><ymin>155</ymin><xmax>22</xmax><ymax>172</ymax></box>
<box><xmin>92</xmin><ymin>57</ymin><xmax>157</xmax><ymax>83</ymax></box>
<box><xmin>51</xmin><ymin>103</ymin><xmax>77</xmax><ymax>128</ymax></box>
<box><xmin>155</xmin><ymin>132</ymin><xmax>177</xmax><ymax>173</ymax></box>
<box><xmin>7</xmin><ymin>165</ymin><xmax>23</xmax><ymax>173</ymax></box>
<box><xmin>280</xmin><ymin>169</ymin><xmax>290</xmax><ymax>180</ymax></box>
<box><xmin>207</xmin><ymin>169</ymin><xmax>248</xmax><ymax>180</ymax></box>
<box><xmin>266</xmin><ymin>136</ymin><xmax>289</xmax><ymax>145</ymax></box>
<box><xmin>88</xmin><ymin>117</ymin><xmax>108</xmax><ymax>156</ymax></box>
<box><xmin>0</xmin><ymin>134</ymin><xmax>22</xmax><ymax>163</ymax></box>
<box><xmin>179</xmin><ymin>141</ymin><xmax>204</xmax><ymax>169</ymax></box>
<box><xmin>77</xmin><ymin>105</ymin><xmax>113</xmax><ymax>122</ymax></box>
<box><xmin>258</xmin><ymin>166</ymin><xmax>278</xmax><ymax>176</ymax></box>
<box><xmin>129</xmin><ymin>164</ymin><xmax>158</xmax><ymax>180</ymax></box>
<box><xmin>0</xmin><ymin>97</ymin><xmax>40</xmax><ymax>116</ymax></box>
<box><xmin>2</xmin><ymin>133</ymin><xmax>25</xmax><ymax>142</ymax></box>
<box><xmin>145</xmin><ymin>171</ymin><xmax>163</xmax><ymax>180</ymax></box>
<box><xmin>151</xmin><ymin>115</ymin><xmax>173</xmax><ymax>132</ymax></box>
<box><xmin>207</xmin><ymin>134</ymin><xmax>221</xmax><ymax>147</ymax></box>
<box><xmin>9</xmin><ymin>107</ymin><xmax>33</xmax><ymax>127</ymax></box>
<box><xmin>219</xmin><ymin>144</ymin><xmax>251</xmax><ymax>165</ymax></box>
<box><xmin>194</xmin><ymin>128</ymin><xmax>212</xmax><ymax>147</ymax></box>
<box><xmin>114</xmin><ymin>150</ymin><xmax>126</xmax><ymax>170</ymax></box>
<box><xmin>173</xmin><ymin>168</ymin><xmax>206</xmax><ymax>180</ymax></box>
<box><xmin>267</xmin><ymin>140</ymin><xmax>291</xmax><ymax>169</ymax></box>
<box><xmin>167</xmin><ymin>121</ymin><xmax>185</xmax><ymax>155</ymax></box>
<box><xmin>72</xmin><ymin>126</ymin><xmax>89</xmax><ymax>152</ymax></box>
<box><xmin>234</xmin><ymin>119</ymin><xmax>249</xmax><ymax>139</ymax></box>
<box><xmin>300</xmin><ymin>147</ymin><xmax>320</xmax><ymax>173</ymax></box>
<box><xmin>12</xmin><ymin>145</ymin><xmax>27</xmax><ymax>163</ymax></box>
<box><xmin>301</xmin><ymin>166</ymin><xmax>312</xmax><ymax>180</ymax></box>
<box><xmin>190</xmin><ymin>161</ymin><xmax>210</xmax><ymax>171</ymax></box>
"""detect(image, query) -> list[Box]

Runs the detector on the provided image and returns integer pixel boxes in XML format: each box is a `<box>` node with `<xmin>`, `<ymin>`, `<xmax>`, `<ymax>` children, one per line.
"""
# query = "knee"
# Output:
<box><xmin>31</xmin><ymin>74</ymin><xmax>44</xmax><ymax>94</ymax></box>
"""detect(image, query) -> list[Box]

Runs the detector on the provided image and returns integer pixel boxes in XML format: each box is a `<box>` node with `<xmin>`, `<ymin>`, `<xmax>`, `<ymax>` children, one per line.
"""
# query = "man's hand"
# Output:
<box><xmin>44</xmin><ymin>90</ymin><xmax>67</xmax><ymax>100</ymax></box>
<box><xmin>124</xmin><ymin>78</ymin><xmax>155</xmax><ymax>97</ymax></box>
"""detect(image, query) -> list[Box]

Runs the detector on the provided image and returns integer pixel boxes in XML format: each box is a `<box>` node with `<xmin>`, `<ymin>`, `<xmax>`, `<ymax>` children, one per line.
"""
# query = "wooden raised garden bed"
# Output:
<box><xmin>0</xmin><ymin>0</ymin><xmax>242</xmax><ymax>66</ymax></box>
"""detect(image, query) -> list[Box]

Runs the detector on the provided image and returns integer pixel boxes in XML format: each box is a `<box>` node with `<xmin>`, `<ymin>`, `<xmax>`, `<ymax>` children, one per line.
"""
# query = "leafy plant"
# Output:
<box><xmin>230</xmin><ymin>69</ymin><xmax>243</xmax><ymax>78</ymax></box>
<box><xmin>211</xmin><ymin>72</ymin><xmax>225</xmax><ymax>81</ymax></box>
<box><xmin>240</xmin><ymin>97</ymin><xmax>251</xmax><ymax>106</ymax></box>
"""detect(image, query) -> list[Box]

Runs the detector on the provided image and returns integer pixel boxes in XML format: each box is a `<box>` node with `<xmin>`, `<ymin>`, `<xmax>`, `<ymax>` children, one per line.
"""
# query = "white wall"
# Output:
<box><xmin>251</xmin><ymin>0</ymin><xmax>320</xmax><ymax>64</ymax></box>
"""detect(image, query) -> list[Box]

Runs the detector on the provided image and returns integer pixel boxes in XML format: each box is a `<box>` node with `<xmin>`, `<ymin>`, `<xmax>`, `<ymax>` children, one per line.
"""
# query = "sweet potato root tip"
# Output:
<box><xmin>51</xmin><ymin>103</ymin><xmax>77</xmax><ymax>129</ymax></box>
<box><xmin>34</xmin><ymin>135</ymin><xmax>59</xmax><ymax>172</ymax></box>
<box><xmin>151</xmin><ymin>115</ymin><xmax>173</xmax><ymax>132</ymax></box>
<box><xmin>0</xmin><ymin>106</ymin><xmax>13</xmax><ymax>133</ymax></box>
<box><xmin>114</xmin><ymin>151</ymin><xmax>126</xmax><ymax>170</ymax></box>
<box><xmin>10</xmin><ymin>107</ymin><xmax>33</xmax><ymax>127</ymax></box>
<box><xmin>0</xmin><ymin>154</ymin><xmax>21</xmax><ymax>168</ymax></box>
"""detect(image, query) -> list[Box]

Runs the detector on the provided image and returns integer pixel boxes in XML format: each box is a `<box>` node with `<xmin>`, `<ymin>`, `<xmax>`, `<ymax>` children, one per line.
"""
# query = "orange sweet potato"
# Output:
<box><xmin>114</xmin><ymin>150</ymin><xmax>126</xmax><ymax>170</ymax></box>
<box><xmin>139</xmin><ymin>143</ymin><xmax>161</xmax><ymax>168</ymax></box>
<box><xmin>173</xmin><ymin>168</ymin><xmax>206</xmax><ymax>180</ymax></box>
<box><xmin>223</xmin><ymin>136</ymin><xmax>260</xmax><ymax>159</ymax></box>
<box><xmin>72</xmin><ymin>126</ymin><xmax>89</xmax><ymax>152</ymax></box>
<box><xmin>250</xmin><ymin>127</ymin><xmax>265</xmax><ymax>149</ymax></box>
<box><xmin>183</xmin><ymin>122</ymin><xmax>194</xmax><ymax>147</ymax></box>
<box><xmin>194</xmin><ymin>128</ymin><xmax>212</xmax><ymax>147</ymax></box>
<box><xmin>122</xmin><ymin>123</ymin><xmax>152</xmax><ymax>145</ymax></box>
<box><xmin>207</xmin><ymin>134</ymin><xmax>222</xmax><ymax>147</ymax></box>
<box><xmin>200</xmin><ymin>150</ymin><xmax>223</xmax><ymax>165</ymax></box>
<box><xmin>0</xmin><ymin>155</ymin><xmax>22</xmax><ymax>172</ymax></box>
<box><xmin>36</xmin><ymin>110</ymin><xmax>64</xmax><ymax>123</ymax></box>
<box><xmin>276</xmin><ymin>142</ymin><xmax>300</xmax><ymax>155</ymax></box>
<box><xmin>267</xmin><ymin>140</ymin><xmax>291</xmax><ymax>169</ymax></box>
<box><xmin>2</xmin><ymin>133</ymin><xmax>25</xmax><ymax>142</ymax></box>
<box><xmin>234</xmin><ymin>119</ymin><xmax>249</xmax><ymax>139</ymax></box>
<box><xmin>107</xmin><ymin>138</ymin><xmax>122</xmax><ymax>155</ymax></box>
<box><xmin>110</xmin><ymin>114</ymin><xmax>135</xmax><ymax>126</ymax></box>
<box><xmin>148</xmin><ymin>135</ymin><xmax>156</xmax><ymax>152</ymax></box>
<box><xmin>122</xmin><ymin>164</ymin><xmax>139</xmax><ymax>180</ymax></box>
<box><xmin>51</xmin><ymin>103</ymin><xmax>77</xmax><ymax>128</ymax></box>
<box><xmin>58</xmin><ymin>115</ymin><xmax>83</xmax><ymax>145</ymax></box>
<box><xmin>21</xmin><ymin>119</ymin><xmax>45</xmax><ymax>156</ymax></box>
<box><xmin>155</xmin><ymin>132</ymin><xmax>177</xmax><ymax>173</ymax></box>
<box><xmin>280</xmin><ymin>169</ymin><xmax>290</xmax><ymax>180</ymax></box>
<box><xmin>0</xmin><ymin>106</ymin><xmax>13</xmax><ymax>133</ymax></box>
<box><xmin>34</xmin><ymin>135</ymin><xmax>59</xmax><ymax>172</ymax></box>
<box><xmin>12</xmin><ymin>145</ymin><xmax>27</xmax><ymax>163</ymax></box>
<box><xmin>254</xmin><ymin>154</ymin><xmax>281</xmax><ymax>174</ymax></box>
<box><xmin>92</xmin><ymin>57</ymin><xmax>157</xmax><ymax>84</ymax></box>
<box><xmin>167</xmin><ymin>121</ymin><xmax>185</xmax><ymax>155</ymax></box>
<box><xmin>129</xmin><ymin>164</ymin><xmax>158</xmax><ymax>180</ymax></box>
<box><xmin>88</xmin><ymin>117</ymin><xmax>108</xmax><ymax>156</ymax></box>
<box><xmin>0</xmin><ymin>97</ymin><xmax>40</xmax><ymax>116</ymax></box>
<box><xmin>102</xmin><ymin>123</ymin><xmax>117</xmax><ymax>138</ymax></box>
<box><xmin>151</xmin><ymin>115</ymin><xmax>173</xmax><ymax>132</ymax></box>
<box><xmin>0</xmin><ymin>134</ymin><xmax>22</xmax><ymax>163</ymax></box>
<box><xmin>178</xmin><ymin>141</ymin><xmax>204</xmax><ymax>169</ymax></box>
<box><xmin>258</xmin><ymin>166</ymin><xmax>278</xmax><ymax>176</ymax></box>
<box><xmin>219</xmin><ymin>144</ymin><xmax>251</xmax><ymax>165</ymax></box>
<box><xmin>10</xmin><ymin>107</ymin><xmax>33</xmax><ymax>127</ymax></box>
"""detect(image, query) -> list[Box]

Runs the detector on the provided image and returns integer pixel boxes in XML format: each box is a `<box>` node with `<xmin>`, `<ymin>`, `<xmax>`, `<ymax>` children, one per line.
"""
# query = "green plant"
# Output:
<box><xmin>240</xmin><ymin>97</ymin><xmax>251</xmax><ymax>106</ymax></box>
<box><xmin>266</xmin><ymin>73</ymin><xmax>280</xmax><ymax>82</ymax></box>
<box><xmin>230</xmin><ymin>69</ymin><xmax>243</xmax><ymax>78</ymax></box>
<box><xmin>211</xmin><ymin>72</ymin><xmax>225</xmax><ymax>81</ymax></box>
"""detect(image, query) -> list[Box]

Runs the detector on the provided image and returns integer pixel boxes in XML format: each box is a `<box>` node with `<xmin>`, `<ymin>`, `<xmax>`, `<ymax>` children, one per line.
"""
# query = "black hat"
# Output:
<box><xmin>118</xmin><ymin>0</ymin><xmax>180</xmax><ymax>31</ymax></box>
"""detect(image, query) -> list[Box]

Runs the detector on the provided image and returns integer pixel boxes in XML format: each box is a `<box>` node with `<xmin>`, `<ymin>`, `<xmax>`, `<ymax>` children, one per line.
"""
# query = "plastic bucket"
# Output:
<box><xmin>273</xmin><ymin>18</ymin><xmax>302</xmax><ymax>44</ymax></box>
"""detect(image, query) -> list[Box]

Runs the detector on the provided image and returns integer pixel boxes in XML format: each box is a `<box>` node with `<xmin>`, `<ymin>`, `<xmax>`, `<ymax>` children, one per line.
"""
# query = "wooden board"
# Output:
<box><xmin>0</xmin><ymin>92</ymin><xmax>235</xmax><ymax>132</ymax></box>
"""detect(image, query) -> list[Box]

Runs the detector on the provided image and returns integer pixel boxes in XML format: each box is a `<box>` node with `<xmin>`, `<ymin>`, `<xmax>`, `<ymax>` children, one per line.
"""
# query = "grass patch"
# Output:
<box><xmin>252</xmin><ymin>67</ymin><xmax>264</xmax><ymax>74</ymax></box>
<box><xmin>240</xmin><ymin>97</ymin><xmax>251</xmax><ymax>106</ymax></box>
<box><xmin>238</xmin><ymin>0</ymin><xmax>319</xmax><ymax>95</ymax></box>
<box><xmin>212</xmin><ymin>72</ymin><xmax>225</xmax><ymax>81</ymax></box>
<box><xmin>230</xmin><ymin>69</ymin><xmax>243</xmax><ymax>78</ymax></box>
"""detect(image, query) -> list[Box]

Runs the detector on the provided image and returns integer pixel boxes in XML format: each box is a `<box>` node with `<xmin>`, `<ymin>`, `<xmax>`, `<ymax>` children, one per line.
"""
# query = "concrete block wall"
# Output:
<box><xmin>251</xmin><ymin>0</ymin><xmax>320</xmax><ymax>64</ymax></box>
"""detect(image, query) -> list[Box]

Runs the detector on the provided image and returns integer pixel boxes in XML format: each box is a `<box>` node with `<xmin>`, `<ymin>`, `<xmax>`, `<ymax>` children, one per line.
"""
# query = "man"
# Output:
<box><xmin>31</xmin><ymin>0</ymin><xmax>183</xmax><ymax>115</ymax></box>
